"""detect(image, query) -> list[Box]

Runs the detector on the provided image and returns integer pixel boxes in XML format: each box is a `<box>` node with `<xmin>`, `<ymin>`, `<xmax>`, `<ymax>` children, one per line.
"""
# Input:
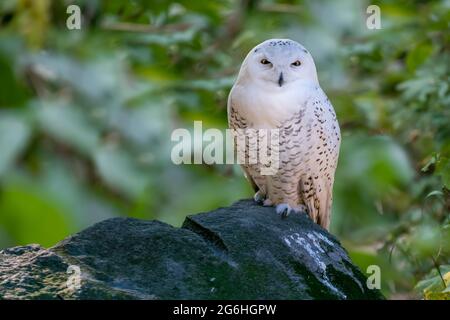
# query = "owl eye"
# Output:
<box><xmin>260</xmin><ymin>59</ymin><xmax>271</xmax><ymax>65</ymax></box>
<box><xmin>291</xmin><ymin>60</ymin><xmax>301</xmax><ymax>66</ymax></box>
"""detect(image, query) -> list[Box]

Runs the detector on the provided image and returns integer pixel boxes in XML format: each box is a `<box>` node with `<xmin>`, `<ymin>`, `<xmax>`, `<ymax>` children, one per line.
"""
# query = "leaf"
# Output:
<box><xmin>0</xmin><ymin>114</ymin><xmax>31</xmax><ymax>178</ymax></box>
<box><xmin>409</xmin><ymin>222</ymin><xmax>442</xmax><ymax>257</ymax></box>
<box><xmin>406</xmin><ymin>43</ymin><xmax>433</xmax><ymax>72</ymax></box>
<box><xmin>425</xmin><ymin>190</ymin><xmax>443</xmax><ymax>199</ymax></box>
<box><xmin>37</xmin><ymin>102</ymin><xmax>100</xmax><ymax>155</ymax></box>
<box><xmin>0</xmin><ymin>47</ymin><xmax>31</xmax><ymax>107</ymax></box>
<box><xmin>424</xmin><ymin>291</ymin><xmax>450</xmax><ymax>300</ymax></box>
<box><xmin>93</xmin><ymin>145</ymin><xmax>150</xmax><ymax>199</ymax></box>
<box><xmin>436</xmin><ymin>156</ymin><xmax>450</xmax><ymax>189</ymax></box>
<box><xmin>24</xmin><ymin>53</ymin><xmax>129</xmax><ymax>103</ymax></box>
<box><xmin>415</xmin><ymin>265</ymin><xmax>450</xmax><ymax>300</ymax></box>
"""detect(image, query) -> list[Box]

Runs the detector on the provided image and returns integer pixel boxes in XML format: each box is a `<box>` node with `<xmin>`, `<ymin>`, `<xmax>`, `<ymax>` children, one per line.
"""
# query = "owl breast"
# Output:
<box><xmin>229</xmin><ymin>82</ymin><xmax>314</xmax><ymax>129</ymax></box>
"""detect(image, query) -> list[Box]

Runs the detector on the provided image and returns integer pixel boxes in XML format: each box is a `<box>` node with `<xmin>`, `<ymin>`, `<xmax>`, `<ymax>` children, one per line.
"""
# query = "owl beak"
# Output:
<box><xmin>278</xmin><ymin>72</ymin><xmax>284</xmax><ymax>87</ymax></box>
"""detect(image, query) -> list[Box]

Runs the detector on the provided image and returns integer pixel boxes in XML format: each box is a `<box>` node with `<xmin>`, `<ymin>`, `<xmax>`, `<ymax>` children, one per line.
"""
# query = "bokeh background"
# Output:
<box><xmin>0</xmin><ymin>0</ymin><xmax>449</xmax><ymax>299</ymax></box>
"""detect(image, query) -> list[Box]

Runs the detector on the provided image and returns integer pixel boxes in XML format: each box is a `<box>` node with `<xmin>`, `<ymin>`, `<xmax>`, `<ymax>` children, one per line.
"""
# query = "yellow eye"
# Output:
<box><xmin>260</xmin><ymin>59</ymin><xmax>271</xmax><ymax>65</ymax></box>
<box><xmin>292</xmin><ymin>60</ymin><xmax>301</xmax><ymax>66</ymax></box>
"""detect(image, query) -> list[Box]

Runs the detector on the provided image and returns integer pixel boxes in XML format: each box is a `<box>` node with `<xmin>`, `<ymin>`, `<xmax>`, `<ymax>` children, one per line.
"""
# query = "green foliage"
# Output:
<box><xmin>0</xmin><ymin>0</ymin><xmax>448</xmax><ymax>299</ymax></box>
<box><xmin>415</xmin><ymin>265</ymin><xmax>450</xmax><ymax>300</ymax></box>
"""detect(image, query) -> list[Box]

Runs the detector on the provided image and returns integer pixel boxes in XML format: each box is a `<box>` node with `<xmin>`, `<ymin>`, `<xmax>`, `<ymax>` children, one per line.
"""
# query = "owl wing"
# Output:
<box><xmin>227</xmin><ymin>97</ymin><xmax>260</xmax><ymax>193</ymax></box>
<box><xmin>298</xmin><ymin>90</ymin><xmax>340</xmax><ymax>230</ymax></box>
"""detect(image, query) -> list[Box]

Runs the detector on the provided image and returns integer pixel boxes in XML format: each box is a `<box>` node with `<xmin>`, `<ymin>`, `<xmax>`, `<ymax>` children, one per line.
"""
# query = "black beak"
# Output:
<box><xmin>278</xmin><ymin>72</ymin><xmax>284</xmax><ymax>87</ymax></box>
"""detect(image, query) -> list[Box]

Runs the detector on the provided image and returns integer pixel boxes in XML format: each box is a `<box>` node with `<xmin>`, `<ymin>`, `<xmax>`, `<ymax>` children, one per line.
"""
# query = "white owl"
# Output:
<box><xmin>228</xmin><ymin>39</ymin><xmax>341</xmax><ymax>230</ymax></box>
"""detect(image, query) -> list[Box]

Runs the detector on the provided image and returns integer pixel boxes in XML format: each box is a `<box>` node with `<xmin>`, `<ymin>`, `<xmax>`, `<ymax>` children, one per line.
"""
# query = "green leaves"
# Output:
<box><xmin>415</xmin><ymin>265</ymin><xmax>450</xmax><ymax>300</ymax></box>
<box><xmin>333</xmin><ymin>0</ymin><xmax>450</xmax><ymax>299</ymax></box>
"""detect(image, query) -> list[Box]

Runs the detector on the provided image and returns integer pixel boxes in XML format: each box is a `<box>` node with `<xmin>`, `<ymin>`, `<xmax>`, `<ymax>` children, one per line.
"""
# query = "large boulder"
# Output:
<box><xmin>0</xmin><ymin>200</ymin><xmax>383</xmax><ymax>299</ymax></box>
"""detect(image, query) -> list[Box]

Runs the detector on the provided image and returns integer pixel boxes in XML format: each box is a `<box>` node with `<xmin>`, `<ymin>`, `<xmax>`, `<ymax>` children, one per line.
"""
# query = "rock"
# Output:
<box><xmin>0</xmin><ymin>200</ymin><xmax>383</xmax><ymax>300</ymax></box>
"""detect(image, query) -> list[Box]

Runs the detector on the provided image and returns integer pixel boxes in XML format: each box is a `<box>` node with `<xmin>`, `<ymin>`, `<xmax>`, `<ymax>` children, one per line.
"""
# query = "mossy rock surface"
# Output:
<box><xmin>0</xmin><ymin>200</ymin><xmax>383</xmax><ymax>300</ymax></box>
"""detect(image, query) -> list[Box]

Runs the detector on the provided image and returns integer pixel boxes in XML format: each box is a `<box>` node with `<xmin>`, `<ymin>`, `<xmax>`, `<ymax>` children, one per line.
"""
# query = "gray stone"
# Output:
<box><xmin>0</xmin><ymin>200</ymin><xmax>383</xmax><ymax>300</ymax></box>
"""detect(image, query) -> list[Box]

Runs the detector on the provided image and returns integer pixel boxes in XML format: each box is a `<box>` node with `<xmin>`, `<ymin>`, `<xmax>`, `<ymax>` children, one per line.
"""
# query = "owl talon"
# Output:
<box><xmin>276</xmin><ymin>203</ymin><xmax>292</xmax><ymax>219</ymax></box>
<box><xmin>294</xmin><ymin>204</ymin><xmax>308</xmax><ymax>214</ymax></box>
<box><xmin>253</xmin><ymin>191</ymin><xmax>266</xmax><ymax>205</ymax></box>
<box><xmin>276</xmin><ymin>203</ymin><xmax>305</xmax><ymax>219</ymax></box>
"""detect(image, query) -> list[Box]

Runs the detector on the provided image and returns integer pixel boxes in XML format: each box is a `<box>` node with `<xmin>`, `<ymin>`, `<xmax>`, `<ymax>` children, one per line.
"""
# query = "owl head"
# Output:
<box><xmin>238</xmin><ymin>39</ymin><xmax>319</xmax><ymax>89</ymax></box>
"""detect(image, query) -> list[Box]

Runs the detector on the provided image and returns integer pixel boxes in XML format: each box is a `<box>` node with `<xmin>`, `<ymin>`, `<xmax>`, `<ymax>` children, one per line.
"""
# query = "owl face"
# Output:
<box><xmin>242</xmin><ymin>39</ymin><xmax>318</xmax><ymax>88</ymax></box>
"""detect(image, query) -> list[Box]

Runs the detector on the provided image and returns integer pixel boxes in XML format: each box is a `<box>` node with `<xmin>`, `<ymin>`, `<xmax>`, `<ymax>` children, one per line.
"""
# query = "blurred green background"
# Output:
<box><xmin>0</xmin><ymin>0</ymin><xmax>449</xmax><ymax>299</ymax></box>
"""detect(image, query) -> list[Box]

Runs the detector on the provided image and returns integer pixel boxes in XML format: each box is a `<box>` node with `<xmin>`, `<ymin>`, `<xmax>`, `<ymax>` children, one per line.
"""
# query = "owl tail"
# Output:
<box><xmin>303</xmin><ymin>179</ymin><xmax>333</xmax><ymax>230</ymax></box>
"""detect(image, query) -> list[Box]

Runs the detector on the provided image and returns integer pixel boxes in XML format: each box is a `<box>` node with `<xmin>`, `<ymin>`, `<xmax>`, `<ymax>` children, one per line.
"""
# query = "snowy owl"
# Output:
<box><xmin>228</xmin><ymin>39</ymin><xmax>341</xmax><ymax>230</ymax></box>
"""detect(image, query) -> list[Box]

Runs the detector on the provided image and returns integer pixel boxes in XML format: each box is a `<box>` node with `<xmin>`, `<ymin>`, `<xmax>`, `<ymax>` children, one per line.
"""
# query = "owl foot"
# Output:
<box><xmin>263</xmin><ymin>199</ymin><xmax>273</xmax><ymax>206</ymax></box>
<box><xmin>295</xmin><ymin>204</ymin><xmax>308</xmax><ymax>214</ymax></box>
<box><xmin>276</xmin><ymin>203</ymin><xmax>306</xmax><ymax>219</ymax></box>
<box><xmin>253</xmin><ymin>191</ymin><xmax>266</xmax><ymax>205</ymax></box>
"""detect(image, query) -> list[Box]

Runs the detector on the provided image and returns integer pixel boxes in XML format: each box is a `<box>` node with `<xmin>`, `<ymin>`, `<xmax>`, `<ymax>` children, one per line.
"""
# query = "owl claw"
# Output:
<box><xmin>295</xmin><ymin>204</ymin><xmax>308</xmax><ymax>214</ymax></box>
<box><xmin>276</xmin><ymin>203</ymin><xmax>305</xmax><ymax>219</ymax></box>
<box><xmin>276</xmin><ymin>203</ymin><xmax>292</xmax><ymax>218</ymax></box>
<box><xmin>280</xmin><ymin>208</ymin><xmax>290</xmax><ymax>219</ymax></box>
<box><xmin>253</xmin><ymin>191</ymin><xmax>266</xmax><ymax>205</ymax></box>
